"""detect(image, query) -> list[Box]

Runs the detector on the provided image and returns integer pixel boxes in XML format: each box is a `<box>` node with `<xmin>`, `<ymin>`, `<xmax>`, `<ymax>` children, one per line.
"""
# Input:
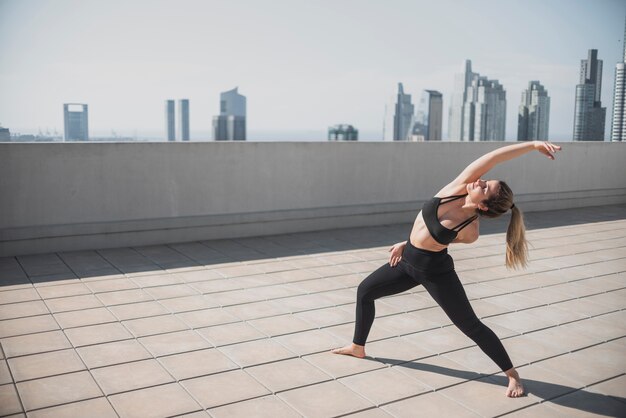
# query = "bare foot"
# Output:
<box><xmin>330</xmin><ymin>343</ymin><xmax>365</xmax><ymax>359</ymax></box>
<box><xmin>505</xmin><ymin>372</ymin><xmax>525</xmax><ymax>398</ymax></box>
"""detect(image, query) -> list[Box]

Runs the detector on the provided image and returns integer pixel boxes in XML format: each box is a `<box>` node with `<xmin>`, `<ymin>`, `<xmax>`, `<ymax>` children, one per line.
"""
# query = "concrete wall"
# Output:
<box><xmin>1</xmin><ymin>141</ymin><xmax>625</xmax><ymax>256</ymax></box>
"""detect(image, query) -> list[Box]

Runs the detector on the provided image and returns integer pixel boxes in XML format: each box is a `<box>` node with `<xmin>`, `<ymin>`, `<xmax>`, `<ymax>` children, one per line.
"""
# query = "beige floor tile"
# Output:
<box><xmin>96</xmin><ymin>289</ymin><xmax>154</xmax><ymax>306</ymax></box>
<box><xmin>139</xmin><ymin>330</ymin><xmax>211</xmax><ymax>357</ymax></box>
<box><xmin>442</xmin><ymin>346</ymin><xmax>502</xmax><ymax>375</ymax></box>
<box><xmin>108</xmin><ymin>301</ymin><xmax>169</xmax><ymax>320</ymax></box>
<box><xmin>77</xmin><ymin>340</ymin><xmax>151</xmax><ymax>368</ymax></box>
<box><xmin>16</xmin><ymin>371</ymin><xmax>102</xmax><ymax>411</ymax></box>
<box><xmin>36</xmin><ymin>282</ymin><xmax>92</xmax><ymax>299</ymax></box>
<box><xmin>439</xmin><ymin>376</ymin><xmax>540</xmax><ymax>416</ymax></box>
<box><xmin>0</xmin><ymin>384</ymin><xmax>23</xmax><ymax>416</ymax></box>
<box><xmin>246</xmin><ymin>357</ymin><xmax>330</xmax><ymax>393</ymax></box>
<box><xmin>552</xmin><ymin>297</ymin><xmax>612</xmax><ymax>317</ymax></box>
<box><xmin>182</xmin><ymin>370</ymin><xmax>270</xmax><ymax>409</ymax></box>
<box><xmin>0</xmin><ymin>315</ymin><xmax>59</xmax><ymax>338</ymax></box>
<box><xmin>213</xmin><ymin>264</ymin><xmax>264</xmax><ymax>278</ymax></box>
<box><xmin>158</xmin><ymin>295</ymin><xmax>219</xmax><ymax>313</ymax></box>
<box><xmin>365</xmin><ymin>336</ymin><xmax>434</xmax><ymax>365</ymax></box>
<box><xmin>527</xmin><ymin>323</ymin><xmax>600</xmax><ymax>353</ymax></box>
<box><xmin>84</xmin><ymin>278</ymin><xmax>138</xmax><ymax>293</ymax></box>
<box><xmin>176</xmin><ymin>268</ymin><xmax>225</xmax><ymax>283</ymax></box>
<box><xmin>131</xmin><ymin>273</ymin><xmax>183</xmax><ymax>288</ymax></box>
<box><xmin>340</xmin><ymin>367</ymin><xmax>430</xmax><ymax>406</ymax></box>
<box><xmin>542</xmin><ymin>387</ymin><xmax>626</xmax><ymax>417</ymax></box>
<box><xmin>176</xmin><ymin>308</ymin><xmax>240</xmax><ymax>328</ymax></box>
<box><xmin>502</xmin><ymin>403</ymin><xmax>569</xmax><ymax>417</ymax></box>
<box><xmin>219</xmin><ymin>339</ymin><xmax>296</xmax><ymax>368</ymax></box>
<box><xmin>0</xmin><ymin>300</ymin><xmax>49</xmax><ymax>320</ymax></box>
<box><xmin>381</xmin><ymin>391</ymin><xmax>480</xmax><ymax>417</ymax></box>
<box><xmin>303</xmin><ymin>351</ymin><xmax>385</xmax><ymax>379</ymax></box>
<box><xmin>370</xmin><ymin>312</ymin><xmax>439</xmax><ymax>337</ymax></box>
<box><xmin>209</xmin><ymin>395</ymin><xmax>300</xmax><ymax>418</ymax></box>
<box><xmin>276</xmin><ymin>294</ymin><xmax>336</xmax><ymax>313</ymax></box>
<box><xmin>294</xmin><ymin>306</ymin><xmax>355</xmax><ymax>328</ymax></box>
<box><xmin>324</xmin><ymin>321</ymin><xmax>396</xmax><ymax>343</ymax></box>
<box><xmin>197</xmin><ymin>322</ymin><xmax>265</xmax><ymax>346</ymax></box>
<box><xmin>8</xmin><ymin>349</ymin><xmax>85</xmax><ymax>382</ymax></box>
<box><xmin>513</xmin><ymin>363</ymin><xmax>584</xmax><ymax>401</ymax></box>
<box><xmin>484</xmin><ymin>310</ymin><xmax>557</xmax><ymax>334</ymax></box>
<box><xmin>523</xmin><ymin>305</ymin><xmax>587</xmax><ymax>325</ymax></box>
<box><xmin>289</xmin><ymin>277</ymin><xmax>347</xmax><ymax>293</ymax></box>
<box><xmin>0</xmin><ymin>360</ymin><xmax>11</xmax><ymax>385</ymax></box>
<box><xmin>109</xmin><ymin>383</ymin><xmax>201</xmax><ymax>418</ymax></box>
<box><xmin>586</xmin><ymin>374</ymin><xmax>626</xmax><ymax>402</ymax></box>
<box><xmin>402</xmin><ymin>326</ymin><xmax>473</xmax><ymax>355</ymax></box>
<box><xmin>0</xmin><ymin>288</ymin><xmax>40</xmax><ymax>305</ymax></box>
<box><xmin>211</xmin><ymin>289</ymin><xmax>264</xmax><ymax>306</ymax></box>
<box><xmin>65</xmin><ymin>322</ymin><xmax>133</xmax><ymax>347</ymax></box>
<box><xmin>159</xmin><ymin>348</ymin><xmax>238</xmax><ymax>380</ymax></box>
<box><xmin>188</xmin><ymin>278</ymin><xmax>243</xmax><ymax>294</ymax></box>
<box><xmin>273</xmin><ymin>329</ymin><xmax>344</xmax><ymax>356</ymax></box>
<box><xmin>1</xmin><ymin>330</ymin><xmax>71</xmax><ymax>357</ymax></box>
<box><xmin>342</xmin><ymin>408</ymin><xmax>394</xmax><ymax>417</ymax></box>
<box><xmin>54</xmin><ymin>307</ymin><xmax>118</xmax><ymax>329</ymax></box>
<box><xmin>144</xmin><ymin>284</ymin><xmax>198</xmax><ymax>300</ymax></box>
<box><xmin>122</xmin><ymin>314</ymin><xmax>189</xmax><ymax>337</ymax></box>
<box><xmin>223</xmin><ymin>300</ymin><xmax>291</xmax><ymax>321</ymax></box>
<box><xmin>248</xmin><ymin>314</ymin><xmax>316</xmax><ymax>337</ymax></box>
<box><xmin>393</xmin><ymin>354</ymin><xmax>475</xmax><ymax>390</ymax></box>
<box><xmin>44</xmin><ymin>294</ymin><xmax>104</xmax><ymax>313</ymax></box>
<box><xmin>278</xmin><ymin>380</ymin><xmax>373</xmax><ymax>418</ymax></box>
<box><xmin>91</xmin><ymin>359</ymin><xmax>174</xmax><ymax>395</ymax></box>
<box><xmin>26</xmin><ymin>397</ymin><xmax>118</xmax><ymax>418</ymax></box>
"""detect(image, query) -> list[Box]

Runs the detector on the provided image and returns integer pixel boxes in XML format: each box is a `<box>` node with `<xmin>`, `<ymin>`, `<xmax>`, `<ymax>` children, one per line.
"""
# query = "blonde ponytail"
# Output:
<box><xmin>505</xmin><ymin>206</ymin><xmax>528</xmax><ymax>269</ymax></box>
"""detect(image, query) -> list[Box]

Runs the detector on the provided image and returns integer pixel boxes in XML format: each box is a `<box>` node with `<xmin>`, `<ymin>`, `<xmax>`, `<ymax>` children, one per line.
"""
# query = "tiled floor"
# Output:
<box><xmin>0</xmin><ymin>204</ymin><xmax>625</xmax><ymax>418</ymax></box>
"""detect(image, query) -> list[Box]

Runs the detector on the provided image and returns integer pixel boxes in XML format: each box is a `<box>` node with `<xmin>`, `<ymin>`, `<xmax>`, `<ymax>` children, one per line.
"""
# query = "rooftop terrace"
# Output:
<box><xmin>0</xmin><ymin>204</ymin><xmax>624</xmax><ymax>417</ymax></box>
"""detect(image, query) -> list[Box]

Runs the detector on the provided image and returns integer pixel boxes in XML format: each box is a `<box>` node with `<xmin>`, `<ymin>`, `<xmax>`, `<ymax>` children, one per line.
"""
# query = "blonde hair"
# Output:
<box><xmin>478</xmin><ymin>181</ymin><xmax>528</xmax><ymax>269</ymax></box>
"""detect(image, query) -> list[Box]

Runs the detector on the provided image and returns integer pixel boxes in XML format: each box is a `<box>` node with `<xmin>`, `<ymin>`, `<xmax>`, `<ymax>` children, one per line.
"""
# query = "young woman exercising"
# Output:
<box><xmin>332</xmin><ymin>141</ymin><xmax>562</xmax><ymax>397</ymax></box>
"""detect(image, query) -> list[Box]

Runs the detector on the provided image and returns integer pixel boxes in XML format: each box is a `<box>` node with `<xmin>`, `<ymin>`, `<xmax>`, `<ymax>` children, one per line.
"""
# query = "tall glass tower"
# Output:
<box><xmin>517</xmin><ymin>81</ymin><xmax>550</xmax><ymax>141</ymax></box>
<box><xmin>611</xmin><ymin>18</ymin><xmax>626</xmax><ymax>141</ymax></box>
<box><xmin>573</xmin><ymin>49</ymin><xmax>606</xmax><ymax>141</ymax></box>
<box><xmin>165</xmin><ymin>100</ymin><xmax>175</xmax><ymax>141</ymax></box>
<box><xmin>392</xmin><ymin>83</ymin><xmax>414</xmax><ymax>141</ymax></box>
<box><xmin>213</xmin><ymin>87</ymin><xmax>246</xmax><ymax>141</ymax></box>
<box><xmin>178</xmin><ymin>99</ymin><xmax>190</xmax><ymax>141</ymax></box>
<box><xmin>411</xmin><ymin>90</ymin><xmax>442</xmax><ymax>141</ymax></box>
<box><xmin>449</xmin><ymin>60</ymin><xmax>506</xmax><ymax>141</ymax></box>
<box><xmin>63</xmin><ymin>103</ymin><xmax>89</xmax><ymax>141</ymax></box>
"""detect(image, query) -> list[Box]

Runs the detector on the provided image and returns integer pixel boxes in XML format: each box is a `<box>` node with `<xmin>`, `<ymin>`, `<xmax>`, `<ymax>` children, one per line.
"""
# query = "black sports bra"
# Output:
<box><xmin>422</xmin><ymin>194</ymin><xmax>478</xmax><ymax>245</ymax></box>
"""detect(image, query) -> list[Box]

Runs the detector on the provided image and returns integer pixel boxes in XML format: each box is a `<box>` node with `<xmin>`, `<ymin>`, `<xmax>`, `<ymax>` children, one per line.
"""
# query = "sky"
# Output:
<box><xmin>0</xmin><ymin>0</ymin><xmax>624</xmax><ymax>141</ymax></box>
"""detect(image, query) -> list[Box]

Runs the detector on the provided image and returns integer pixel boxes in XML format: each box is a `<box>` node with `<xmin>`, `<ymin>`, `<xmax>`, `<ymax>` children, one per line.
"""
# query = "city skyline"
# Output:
<box><xmin>0</xmin><ymin>0</ymin><xmax>624</xmax><ymax>141</ymax></box>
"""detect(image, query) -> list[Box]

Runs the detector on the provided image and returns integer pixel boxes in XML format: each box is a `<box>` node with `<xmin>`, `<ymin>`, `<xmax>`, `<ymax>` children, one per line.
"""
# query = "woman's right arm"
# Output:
<box><xmin>449</xmin><ymin>141</ymin><xmax>561</xmax><ymax>186</ymax></box>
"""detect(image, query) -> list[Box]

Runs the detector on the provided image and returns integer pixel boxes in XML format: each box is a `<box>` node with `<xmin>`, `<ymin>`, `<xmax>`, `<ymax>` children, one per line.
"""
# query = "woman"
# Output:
<box><xmin>332</xmin><ymin>141</ymin><xmax>562</xmax><ymax>398</ymax></box>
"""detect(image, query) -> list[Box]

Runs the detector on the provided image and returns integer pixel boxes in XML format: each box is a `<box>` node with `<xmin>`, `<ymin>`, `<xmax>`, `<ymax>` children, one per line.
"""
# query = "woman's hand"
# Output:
<box><xmin>533</xmin><ymin>141</ymin><xmax>562</xmax><ymax>160</ymax></box>
<box><xmin>388</xmin><ymin>241</ymin><xmax>406</xmax><ymax>267</ymax></box>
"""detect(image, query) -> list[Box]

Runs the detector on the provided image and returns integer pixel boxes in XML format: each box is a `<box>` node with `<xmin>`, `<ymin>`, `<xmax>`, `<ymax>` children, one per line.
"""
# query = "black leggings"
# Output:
<box><xmin>353</xmin><ymin>241</ymin><xmax>513</xmax><ymax>372</ymax></box>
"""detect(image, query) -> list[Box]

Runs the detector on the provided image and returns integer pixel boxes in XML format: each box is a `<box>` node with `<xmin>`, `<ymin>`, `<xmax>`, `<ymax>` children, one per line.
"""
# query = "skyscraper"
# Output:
<box><xmin>449</xmin><ymin>60</ymin><xmax>506</xmax><ymax>141</ymax></box>
<box><xmin>63</xmin><ymin>103</ymin><xmax>89</xmax><ymax>141</ymax></box>
<box><xmin>391</xmin><ymin>83</ymin><xmax>414</xmax><ymax>141</ymax></box>
<box><xmin>328</xmin><ymin>124</ymin><xmax>358</xmax><ymax>141</ymax></box>
<box><xmin>573</xmin><ymin>49</ymin><xmax>606</xmax><ymax>141</ymax></box>
<box><xmin>517</xmin><ymin>81</ymin><xmax>550</xmax><ymax>141</ymax></box>
<box><xmin>165</xmin><ymin>100</ymin><xmax>175</xmax><ymax>141</ymax></box>
<box><xmin>611</xmin><ymin>18</ymin><xmax>626</xmax><ymax>141</ymax></box>
<box><xmin>213</xmin><ymin>87</ymin><xmax>246</xmax><ymax>141</ymax></box>
<box><xmin>178</xmin><ymin>99</ymin><xmax>190</xmax><ymax>141</ymax></box>
<box><xmin>411</xmin><ymin>90</ymin><xmax>443</xmax><ymax>141</ymax></box>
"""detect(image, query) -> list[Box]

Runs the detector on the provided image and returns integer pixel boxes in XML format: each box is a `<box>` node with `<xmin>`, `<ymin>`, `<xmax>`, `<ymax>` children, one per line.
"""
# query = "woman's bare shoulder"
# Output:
<box><xmin>433</xmin><ymin>182</ymin><xmax>468</xmax><ymax>198</ymax></box>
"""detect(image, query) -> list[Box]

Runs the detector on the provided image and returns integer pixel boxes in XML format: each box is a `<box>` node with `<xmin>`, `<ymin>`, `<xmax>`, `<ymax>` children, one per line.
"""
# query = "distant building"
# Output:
<box><xmin>165</xmin><ymin>100</ymin><xmax>175</xmax><ymax>141</ymax></box>
<box><xmin>328</xmin><ymin>124</ymin><xmax>358</xmax><ymax>141</ymax></box>
<box><xmin>449</xmin><ymin>60</ymin><xmax>506</xmax><ymax>141</ymax></box>
<box><xmin>178</xmin><ymin>99</ymin><xmax>190</xmax><ymax>141</ymax></box>
<box><xmin>63</xmin><ymin>103</ymin><xmax>89</xmax><ymax>141</ymax></box>
<box><xmin>213</xmin><ymin>87</ymin><xmax>246</xmax><ymax>141</ymax></box>
<box><xmin>383</xmin><ymin>83</ymin><xmax>414</xmax><ymax>141</ymax></box>
<box><xmin>411</xmin><ymin>90</ymin><xmax>442</xmax><ymax>141</ymax></box>
<box><xmin>574</xmin><ymin>49</ymin><xmax>606</xmax><ymax>141</ymax></box>
<box><xmin>611</xmin><ymin>18</ymin><xmax>626</xmax><ymax>141</ymax></box>
<box><xmin>517</xmin><ymin>81</ymin><xmax>550</xmax><ymax>141</ymax></box>
<box><xmin>0</xmin><ymin>127</ymin><xmax>10</xmax><ymax>141</ymax></box>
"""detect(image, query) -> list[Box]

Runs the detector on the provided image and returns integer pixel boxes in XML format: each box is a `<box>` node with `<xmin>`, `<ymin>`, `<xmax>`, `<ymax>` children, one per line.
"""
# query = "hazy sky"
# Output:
<box><xmin>0</xmin><ymin>0</ymin><xmax>624</xmax><ymax>140</ymax></box>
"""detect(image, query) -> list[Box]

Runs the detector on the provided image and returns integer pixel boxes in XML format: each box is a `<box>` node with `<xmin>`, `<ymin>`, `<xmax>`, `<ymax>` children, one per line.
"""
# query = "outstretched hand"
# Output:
<box><xmin>533</xmin><ymin>141</ymin><xmax>562</xmax><ymax>160</ymax></box>
<box><xmin>388</xmin><ymin>242</ymin><xmax>405</xmax><ymax>267</ymax></box>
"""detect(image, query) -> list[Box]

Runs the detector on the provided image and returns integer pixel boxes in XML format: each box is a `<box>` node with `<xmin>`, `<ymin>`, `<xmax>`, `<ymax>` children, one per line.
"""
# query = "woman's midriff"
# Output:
<box><xmin>409</xmin><ymin>211</ymin><xmax>448</xmax><ymax>253</ymax></box>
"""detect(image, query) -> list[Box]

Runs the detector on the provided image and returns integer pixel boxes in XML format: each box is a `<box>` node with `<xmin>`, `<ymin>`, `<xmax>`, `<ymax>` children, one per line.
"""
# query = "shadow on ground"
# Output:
<box><xmin>376</xmin><ymin>356</ymin><xmax>626</xmax><ymax>417</ymax></box>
